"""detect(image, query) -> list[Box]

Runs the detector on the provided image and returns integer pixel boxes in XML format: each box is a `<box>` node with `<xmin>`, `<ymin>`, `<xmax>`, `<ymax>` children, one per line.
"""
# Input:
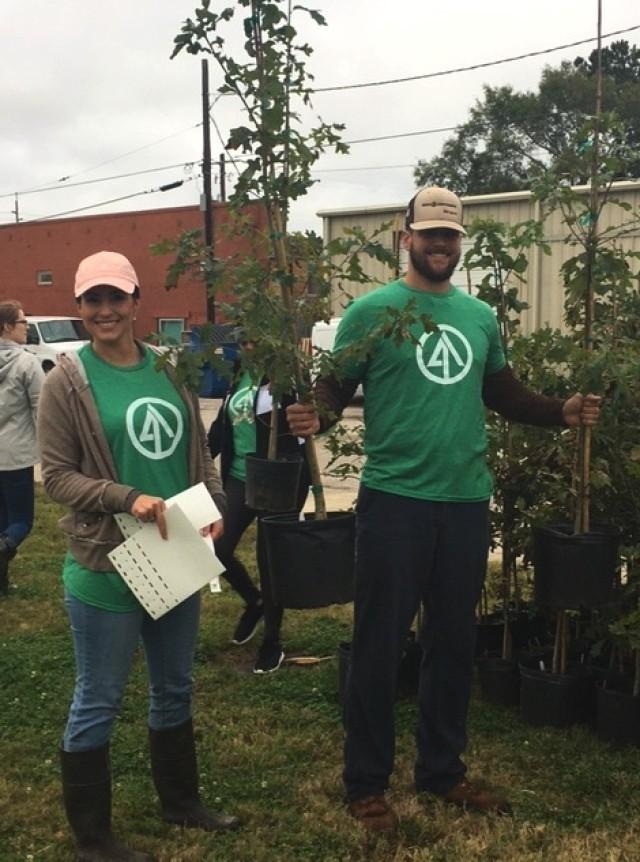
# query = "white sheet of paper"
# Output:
<box><xmin>108</xmin><ymin>502</ymin><xmax>224</xmax><ymax>619</ymax></box>
<box><xmin>115</xmin><ymin>483</ymin><xmax>220</xmax><ymax>542</ymax></box>
<box><xmin>203</xmin><ymin>535</ymin><xmax>222</xmax><ymax>593</ymax></box>
<box><xmin>114</xmin><ymin>512</ymin><xmax>141</xmax><ymax>539</ymax></box>
<box><xmin>166</xmin><ymin>482</ymin><xmax>221</xmax><ymax>530</ymax></box>
<box><xmin>256</xmin><ymin>384</ymin><xmax>273</xmax><ymax>416</ymax></box>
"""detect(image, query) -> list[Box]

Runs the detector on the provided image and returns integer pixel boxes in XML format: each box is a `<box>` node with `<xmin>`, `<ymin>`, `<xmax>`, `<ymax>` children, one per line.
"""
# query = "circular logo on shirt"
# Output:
<box><xmin>125</xmin><ymin>397</ymin><xmax>184</xmax><ymax>460</ymax></box>
<box><xmin>228</xmin><ymin>385</ymin><xmax>256</xmax><ymax>424</ymax></box>
<box><xmin>416</xmin><ymin>324</ymin><xmax>472</xmax><ymax>385</ymax></box>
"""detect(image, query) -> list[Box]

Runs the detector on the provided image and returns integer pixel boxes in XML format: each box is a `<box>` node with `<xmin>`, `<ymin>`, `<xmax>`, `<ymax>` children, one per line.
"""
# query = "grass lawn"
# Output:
<box><xmin>2</xmin><ymin>489</ymin><xmax>640</xmax><ymax>861</ymax></box>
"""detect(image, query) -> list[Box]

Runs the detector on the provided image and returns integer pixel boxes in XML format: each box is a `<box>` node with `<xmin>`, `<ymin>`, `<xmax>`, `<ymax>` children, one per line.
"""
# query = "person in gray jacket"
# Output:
<box><xmin>38</xmin><ymin>251</ymin><xmax>239</xmax><ymax>862</ymax></box>
<box><xmin>0</xmin><ymin>300</ymin><xmax>45</xmax><ymax>596</ymax></box>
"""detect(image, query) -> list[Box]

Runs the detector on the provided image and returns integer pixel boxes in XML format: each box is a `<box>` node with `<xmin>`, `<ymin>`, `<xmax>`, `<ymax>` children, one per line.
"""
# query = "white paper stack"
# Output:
<box><xmin>109</xmin><ymin>483</ymin><xmax>224</xmax><ymax>619</ymax></box>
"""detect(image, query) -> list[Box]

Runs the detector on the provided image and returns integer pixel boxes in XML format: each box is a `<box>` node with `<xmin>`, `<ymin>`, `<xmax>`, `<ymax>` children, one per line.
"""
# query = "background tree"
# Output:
<box><xmin>414</xmin><ymin>40</ymin><xmax>640</xmax><ymax>195</ymax></box>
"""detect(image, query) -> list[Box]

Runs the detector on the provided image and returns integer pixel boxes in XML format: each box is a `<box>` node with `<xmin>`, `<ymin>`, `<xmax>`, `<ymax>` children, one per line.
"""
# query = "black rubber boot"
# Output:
<box><xmin>60</xmin><ymin>745</ymin><xmax>156</xmax><ymax>862</ymax></box>
<box><xmin>148</xmin><ymin>719</ymin><xmax>240</xmax><ymax>832</ymax></box>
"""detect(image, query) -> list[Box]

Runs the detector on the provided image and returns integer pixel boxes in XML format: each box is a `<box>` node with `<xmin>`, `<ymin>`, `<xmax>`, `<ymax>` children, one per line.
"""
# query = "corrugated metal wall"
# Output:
<box><xmin>320</xmin><ymin>183</ymin><xmax>640</xmax><ymax>334</ymax></box>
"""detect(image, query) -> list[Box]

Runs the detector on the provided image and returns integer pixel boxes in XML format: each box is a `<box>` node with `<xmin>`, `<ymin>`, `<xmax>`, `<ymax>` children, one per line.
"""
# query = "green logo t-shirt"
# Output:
<box><xmin>334</xmin><ymin>279</ymin><xmax>505</xmax><ymax>502</ymax></box>
<box><xmin>63</xmin><ymin>345</ymin><xmax>190</xmax><ymax>611</ymax></box>
<box><xmin>227</xmin><ymin>370</ymin><xmax>259</xmax><ymax>481</ymax></box>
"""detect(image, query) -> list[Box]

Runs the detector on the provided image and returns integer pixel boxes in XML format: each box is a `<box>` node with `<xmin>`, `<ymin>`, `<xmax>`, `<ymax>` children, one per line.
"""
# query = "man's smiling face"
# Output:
<box><xmin>407</xmin><ymin>227</ymin><xmax>462</xmax><ymax>283</ymax></box>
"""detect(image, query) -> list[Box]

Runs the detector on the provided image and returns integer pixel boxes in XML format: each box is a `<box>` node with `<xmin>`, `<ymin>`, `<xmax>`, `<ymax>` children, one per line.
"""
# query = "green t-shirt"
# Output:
<box><xmin>334</xmin><ymin>279</ymin><xmax>505</xmax><ymax>502</ymax></box>
<box><xmin>227</xmin><ymin>370</ymin><xmax>259</xmax><ymax>482</ymax></box>
<box><xmin>63</xmin><ymin>345</ymin><xmax>190</xmax><ymax>611</ymax></box>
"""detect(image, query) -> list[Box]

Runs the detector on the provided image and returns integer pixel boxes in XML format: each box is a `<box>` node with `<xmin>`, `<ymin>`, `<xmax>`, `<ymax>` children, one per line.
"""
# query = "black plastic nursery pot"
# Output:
<box><xmin>261</xmin><ymin>511</ymin><xmax>355</xmax><ymax>609</ymax></box>
<box><xmin>596</xmin><ymin>678</ymin><xmax>640</xmax><ymax>747</ymax></box>
<box><xmin>519</xmin><ymin>656</ymin><xmax>593</xmax><ymax>728</ymax></box>
<box><xmin>475</xmin><ymin>611</ymin><xmax>550</xmax><ymax>659</ymax></box>
<box><xmin>244</xmin><ymin>453</ymin><xmax>303</xmax><ymax>513</ymax></box>
<box><xmin>533</xmin><ymin>522</ymin><xmax>620</xmax><ymax>611</ymax></box>
<box><xmin>474</xmin><ymin>614</ymin><xmax>504</xmax><ymax>657</ymax></box>
<box><xmin>477</xmin><ymin>656</ymin><xmax>520</xmax><ymax>708</ymax></box>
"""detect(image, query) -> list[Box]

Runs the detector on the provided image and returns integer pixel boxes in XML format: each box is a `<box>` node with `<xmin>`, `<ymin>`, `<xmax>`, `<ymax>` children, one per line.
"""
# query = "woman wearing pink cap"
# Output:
<box><xmin>38</xmin><ymin>251</ymin><xmax>239</xmax><ymax>861</ymax></box>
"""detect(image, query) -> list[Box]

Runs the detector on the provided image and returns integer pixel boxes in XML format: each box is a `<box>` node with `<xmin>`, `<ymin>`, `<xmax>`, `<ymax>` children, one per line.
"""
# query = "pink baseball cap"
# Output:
<box><xmin>74</xmin><ymin>251</ymin><xmax>140</xmax><ymax>298</ymax></box>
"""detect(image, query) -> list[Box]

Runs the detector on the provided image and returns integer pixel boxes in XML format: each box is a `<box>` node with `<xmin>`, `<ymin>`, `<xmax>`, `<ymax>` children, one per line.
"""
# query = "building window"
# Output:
<box><xmin>37</xmin><ymin>270</ymin><xmax>53</xmax><ymax>286</ymax></box>
<box><xmin>158</xmin><ymin>318</ymin><xmax>184</xmax><ymax>344</ymax></box>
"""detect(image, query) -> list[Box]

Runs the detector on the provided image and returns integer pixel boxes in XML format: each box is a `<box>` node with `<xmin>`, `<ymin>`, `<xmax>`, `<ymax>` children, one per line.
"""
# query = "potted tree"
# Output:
<box><xmin>519</xmin><ymin>33</ymin><xmax>640</xmax><ymax>723</ymax></box>
<box><xmin>528</xmin><ymin>32</ymin><xmax>636</xmax><ymax>610</ymax></box>
<box><xmin>168</xmin><ymin>0</ymin><xmax>412</xmax><ymax>609</ymax></box>
<box><xmin>597</xmin><ymin>605</ymin><xmax>640</xmax><ymax>746</ymax></box>
<box><xmin>462</xmin><ymin>216</ymin><xmax>550</xmax><ymax>706</ymax></box>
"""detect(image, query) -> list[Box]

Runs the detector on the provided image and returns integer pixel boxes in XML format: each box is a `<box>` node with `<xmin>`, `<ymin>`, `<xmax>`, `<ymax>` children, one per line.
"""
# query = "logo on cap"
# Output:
<box><xmin>406</xmin><ymin>186</ymin><xmax>466</xmax><ymax>234</ymax></box>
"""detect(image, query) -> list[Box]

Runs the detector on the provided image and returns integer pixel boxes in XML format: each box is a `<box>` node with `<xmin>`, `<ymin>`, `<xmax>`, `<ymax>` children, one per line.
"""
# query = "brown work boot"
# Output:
<box><xmin>440</xmin><ymin>778</ymin><xmax>512</xmax><ymax>815</ymax></box>
<box><xmin>347</xmin><ymin>795</ymin><xmax>399</xmax><ymax>832</ymax></box>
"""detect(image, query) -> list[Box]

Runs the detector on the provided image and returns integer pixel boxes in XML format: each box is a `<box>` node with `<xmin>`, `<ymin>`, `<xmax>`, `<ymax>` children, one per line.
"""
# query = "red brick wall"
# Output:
<box><xmin>0</xmin><ymin>203</ymin><xmax>267</xmax><ymax>339</ymax></box>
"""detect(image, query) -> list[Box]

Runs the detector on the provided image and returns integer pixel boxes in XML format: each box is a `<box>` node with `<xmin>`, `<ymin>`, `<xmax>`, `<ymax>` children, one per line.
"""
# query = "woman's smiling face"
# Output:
<box><xmin>77</xmin><ymin>284</ymin><xmax>138</xmax><ymax>347</ymax></box>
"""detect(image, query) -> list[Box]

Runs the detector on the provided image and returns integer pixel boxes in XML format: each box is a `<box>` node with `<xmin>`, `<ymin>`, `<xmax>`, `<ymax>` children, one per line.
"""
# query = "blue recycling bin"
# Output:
<box><xmin>190</xmin><ymin>324</ymin><xmax>239</xmax><ymax>397</ymax></box>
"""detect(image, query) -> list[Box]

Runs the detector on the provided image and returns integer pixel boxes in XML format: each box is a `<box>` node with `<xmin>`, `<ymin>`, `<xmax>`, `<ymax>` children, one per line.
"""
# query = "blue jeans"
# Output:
<box><xmin>0</xmin><ymin>466</ymin><xmax>35</xmax><ymax>548</ymax></box>
<box><xmin>63</xmin><ymin>589</ymin><xmax>201</xmax><ymax>752</ymax></box>
<box><xmin>343</xmin><ymin>486</ymin><xmax>489</xmax><ymax>800</ymax></box>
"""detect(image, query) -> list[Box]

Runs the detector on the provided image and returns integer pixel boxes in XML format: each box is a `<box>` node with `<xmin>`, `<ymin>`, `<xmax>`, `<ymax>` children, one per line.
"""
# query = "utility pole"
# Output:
<box><xmin>201</xmin><ymin>58</ymin><xmax>215</xmax><ymax>323</ymax></box>
<box><xmin>219</xmin><ymin>153</ymin><xmax>226</xmax><ymax>203</ymax></box>
<box><xmin>12</xmin><ymin>193</ymin><xmax>19</xmax><ymax>223</ymax></box>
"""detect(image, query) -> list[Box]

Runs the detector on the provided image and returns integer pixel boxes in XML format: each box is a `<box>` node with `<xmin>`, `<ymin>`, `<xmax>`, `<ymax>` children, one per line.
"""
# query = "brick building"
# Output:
<box><xmin>0</xmin><ymin>202</ymin><xmax>267</xmax><ymax>341</ymax></box>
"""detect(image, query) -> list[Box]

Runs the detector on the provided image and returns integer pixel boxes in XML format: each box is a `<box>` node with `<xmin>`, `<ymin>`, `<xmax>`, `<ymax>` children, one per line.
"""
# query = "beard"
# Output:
<box><xmin>409</xmin><ymin>245</ymin><xmax>461</xmax><ymax>283</ymax></box>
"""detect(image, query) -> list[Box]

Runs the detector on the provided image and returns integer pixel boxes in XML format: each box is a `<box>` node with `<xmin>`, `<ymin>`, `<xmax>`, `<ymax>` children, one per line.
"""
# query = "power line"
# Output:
<box><xmin>209</xmin><ymin>108</ymin><xmax>243</xmax><ymax>177</ymax></box>
<box><xmin>17</xmin><ymin>175</ymin><xmax>199</xmax><ymax>225</ymax></box>
<box><xmin>345</xmin><ymin>127</ymin><xmax>456</xmax><ymax>145</ymax></box>
<box><xmin>17</xmin><ymin>122</ymin><xmax>203</xmax><ymax>196</ymax></box>
<box><xmin>0</xmin><ymin>161</ymin><xmax>199</xmax><ymax>200</ymax></box>
<box><xmin>315</xmin><ymin>25</ymin><xmax>640</xmax><ymax>93</ymax></box>
<box><xmin>10</xmin><ymin>25</ymin><xmax>635</xmax><ymax>208</ymax></box>
<box><xmin>312</xmin><ymin>163</ymin><xmax>415</xmax><ymax>174</ymax></box>
<box><xmin>9</xmin><ymin>24</ymin><xmax>636</xmax><ymax>209</ymax></box>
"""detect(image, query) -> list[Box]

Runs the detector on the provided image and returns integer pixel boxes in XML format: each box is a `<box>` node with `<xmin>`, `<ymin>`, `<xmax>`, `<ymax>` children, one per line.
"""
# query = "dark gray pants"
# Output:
<box><xmin>343</xmin><ymin>486</ymin><xmax>489</xmax><ymax>800</ymax></box>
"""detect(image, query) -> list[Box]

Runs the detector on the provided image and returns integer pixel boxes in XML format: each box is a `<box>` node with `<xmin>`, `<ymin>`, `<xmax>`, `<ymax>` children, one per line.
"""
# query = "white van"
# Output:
<box><xmin>25</xmin><ymin>316</ymin><xmax>89</xmax><ymax>372</ymax></box>
<box><xmin>311</xmin><ymin>317</ymin><xmax>363</xmax><ymax>398</ymax></box>
<box><xmin>311</xmin><ymin>317</ymin><xmax>342</xmax><ymax>354</ymax></box>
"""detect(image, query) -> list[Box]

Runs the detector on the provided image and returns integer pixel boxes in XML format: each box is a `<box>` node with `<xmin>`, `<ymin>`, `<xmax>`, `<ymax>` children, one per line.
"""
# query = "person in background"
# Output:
<box><xmin>0</xmin><ymin>300</ymin><xmax>44</xmax><ymax>596</ymax></box>
<box><xmin>208</xmin><ymin>349</ymin><xmax>309</xmax><ymax>674</ymax></box>
<box><xmin>287</xmin><ymin>187</ymin><xmax>601</xmax><ymax>832</ymax></box>
<box><xmin>38</xmin><ymin>251</ymin><xmax>239</xmax><ymax>862</ymax></box>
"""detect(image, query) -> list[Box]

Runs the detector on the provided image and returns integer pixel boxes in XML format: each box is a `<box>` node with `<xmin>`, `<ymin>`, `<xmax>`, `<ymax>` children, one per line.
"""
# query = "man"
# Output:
<box><xmin>287</xmin><ymin>187</ymin><xmax>600</xmax><ymax>832</ymax></box>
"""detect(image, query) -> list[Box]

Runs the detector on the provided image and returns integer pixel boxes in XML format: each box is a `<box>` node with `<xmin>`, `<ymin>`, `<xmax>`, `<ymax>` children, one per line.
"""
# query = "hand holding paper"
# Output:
<box><xmin>110</xmin><ymin>483</ymin><xmax>224</xmax><ymax>619</ymax></box>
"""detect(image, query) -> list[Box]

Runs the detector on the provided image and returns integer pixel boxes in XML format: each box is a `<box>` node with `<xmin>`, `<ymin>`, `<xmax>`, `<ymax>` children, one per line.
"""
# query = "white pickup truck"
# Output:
<box><xmin>25</xmin><ymin>316</ymin><xmax>89</xmax><ymax>372</ymax></box>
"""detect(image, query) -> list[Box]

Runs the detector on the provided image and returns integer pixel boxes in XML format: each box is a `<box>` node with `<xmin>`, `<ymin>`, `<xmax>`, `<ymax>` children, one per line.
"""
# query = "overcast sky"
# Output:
<box><xmin>2</xmin><ymin>0</ymin><xmax>636</xmax><ymax>235</ymax></box>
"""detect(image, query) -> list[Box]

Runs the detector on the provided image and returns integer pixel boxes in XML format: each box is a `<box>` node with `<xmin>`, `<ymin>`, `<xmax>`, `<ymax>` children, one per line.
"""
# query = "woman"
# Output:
<box><xmin>208</xmin><ymin>352</ymin><xmax>310</xmax><ymax>674</ymax></box>
<box><xmin>0</xmin><ymin>300</ymin><xmax>44</xmax><ymax>596</ymax></box>
<box><xmin>38</xmin><ymin>251</ymin><xmax>239</xmax><ymax>862</ymax></box>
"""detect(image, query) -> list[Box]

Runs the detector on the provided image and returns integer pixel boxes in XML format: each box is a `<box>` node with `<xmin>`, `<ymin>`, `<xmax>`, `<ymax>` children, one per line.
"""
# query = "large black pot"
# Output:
<box><xmin>519</xmin><ymin>656</ymin><xmax>593</xmax><ymax>728</ymax></box>
<box><xmin>475</xmin><ymin>614</ymin><xmax>504</xmax><ymax>657</ymax></box>
<box><xmin>475</xmin><ymin>610</ymin><xmax>550</xmax><ymax>659</ymax></box>
<box><xmin>596</xmin><ymin>678</ymin><xmax>640</xmax><ymax>747</ymax></box>
<box><xmin>261</xmin><ymin>511</ymin><xmax>355</xmax><ymax>609</ymax></box>
<box><xmin>244</xmin><ymin>453</ymin><xmax>303</xmax><ymax>513</ymax></box>
<box><xmin>533</xmin><ymin>522</ymin><xmax>620</xmax><ymax>611</ymax></box>
<box><xmin>477</xmin><ymin>656</ymin><xmax>520</xmax><ymax>707</ymax></box>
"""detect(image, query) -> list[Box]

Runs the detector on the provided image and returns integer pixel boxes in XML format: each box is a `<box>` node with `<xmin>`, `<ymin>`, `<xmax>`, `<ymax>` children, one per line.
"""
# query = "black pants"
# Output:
<box><xmin>214</xmin><ymin>475</ymin><xmax>307</xmax><ymax>644</ymax></box>
<box><xmin>343</xmin><ymin>486</ymin><xmax>489</xmax><ymax>800</ymax></box>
